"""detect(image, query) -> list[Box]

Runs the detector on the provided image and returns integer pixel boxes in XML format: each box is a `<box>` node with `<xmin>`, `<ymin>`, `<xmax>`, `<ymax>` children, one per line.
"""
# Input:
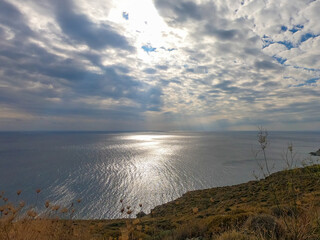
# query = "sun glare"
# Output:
<box><xmin>125</xmin><ymin>134</ymin><xmax>173</xmax><ymax>141</ymax></box>
<box><xmin>108</xmin><ymin>0</ymin><xmax>181</xmax><ymax>63</ymax></box>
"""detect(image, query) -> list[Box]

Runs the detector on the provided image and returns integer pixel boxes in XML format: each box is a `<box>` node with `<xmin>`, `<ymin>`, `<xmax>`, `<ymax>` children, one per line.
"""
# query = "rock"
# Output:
<box><xmin>136</xmin><ymin>211</ymin><xmax>146</xmax><ymax>218</ymax></box>
<box><xmin>309</xmin><ymin>149</ymin><xmax>320</xmax><ymax>156</ymax></box>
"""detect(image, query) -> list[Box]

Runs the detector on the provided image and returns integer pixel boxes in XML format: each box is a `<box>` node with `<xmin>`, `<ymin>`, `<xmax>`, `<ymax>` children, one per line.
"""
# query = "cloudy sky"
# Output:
<box><xmin>0</xmin><ymin>0</ymin><xmax>319</xmax><ymax>131</ymax></box>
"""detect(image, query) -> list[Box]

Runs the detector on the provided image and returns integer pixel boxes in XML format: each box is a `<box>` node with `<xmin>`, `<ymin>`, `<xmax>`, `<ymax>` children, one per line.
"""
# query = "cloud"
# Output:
<box><xmin>204</xmin><ymin>26</ymin><xmax>242</xmax><ymax>41</ymax></box>
<box><xmin>155</xmin><ymin>65</ymin><xmax>169</xmax><ymax>71</ymax></box>
<box><xmin>254</xmin><ymin>60</ymin><xmax>282</xmax><ymax>70</ymax></box>
<box><xmin>0</xmin><ymin>0</ymin><xmax>34</xmax><ymax>45</ymax></box>
<box><xmin>159</xmin><ymin>0</ymin><xmax>318</xmax><ymax>129</ymax></box>
<box><xmin>0</xmin><ymin>0</ymin><xmax>164</xmax><ymax>131</ymax></box>
<box><xmin>53</xmin><ymin>0</ymin><xmax>134</xmax><ymax>51</ymax></box>
<box><xmin>143</xmin><ymin>68</ymin><xmax>157</xmax><ymax>74</ymax></box>
<box><xmin>0</xmin><ymin>0</ymin><xmax>319</xmax><ymax>130</ymax></box>
<box><xmin>154</xmin><ymin>1</ymin><xmax>205</xmax><ymax>23</ymax></box>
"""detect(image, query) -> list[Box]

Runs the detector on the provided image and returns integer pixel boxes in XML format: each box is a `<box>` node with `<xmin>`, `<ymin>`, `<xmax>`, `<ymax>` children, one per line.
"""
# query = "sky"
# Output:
<box><xmin>0</xmin><ymin>0</ymin><xmax>319</xmax><ymax>131</ymax></box>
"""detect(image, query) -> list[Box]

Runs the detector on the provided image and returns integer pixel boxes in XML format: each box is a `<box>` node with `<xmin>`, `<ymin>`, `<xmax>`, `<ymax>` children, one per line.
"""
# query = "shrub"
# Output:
<box><xmin>270</xmin><ymin>205</ymin><xmax>298</xmax><ymax>218</ymax></box>
<box><xmin>245</xmin><ymin>214</ymin><xmax>284</xmax><ymax>239</ymax></box>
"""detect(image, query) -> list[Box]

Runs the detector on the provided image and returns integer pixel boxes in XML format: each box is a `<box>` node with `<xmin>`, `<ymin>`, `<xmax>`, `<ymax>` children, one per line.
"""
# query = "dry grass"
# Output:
<box><xmin>0</xmin><ymin>218</ymin><xmax>93</xmax><ymax>240</ymax></box>
<box><xmin>0</xmin><ymin>190</ymin><xmax>88</xmax><ymax>240</ymax></box>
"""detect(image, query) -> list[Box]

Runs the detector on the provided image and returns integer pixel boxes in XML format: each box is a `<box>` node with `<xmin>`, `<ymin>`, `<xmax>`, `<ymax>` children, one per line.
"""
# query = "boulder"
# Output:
<box><xmin>309</xmin><ymin>149</ymin><xmax>320</xmax><ymax>156</ymax></box>
<box><xmin>136</xmin><ymin>211</ymin><xmax>146</xmax><ymax>218</ymax></box>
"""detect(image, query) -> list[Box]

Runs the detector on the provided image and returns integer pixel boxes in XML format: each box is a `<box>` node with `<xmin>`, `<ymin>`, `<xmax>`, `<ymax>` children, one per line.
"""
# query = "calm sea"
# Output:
<box><xmin>0</xmin><ymin>131</ymin><xmax>319</xmax><ymax>219</ymax></box>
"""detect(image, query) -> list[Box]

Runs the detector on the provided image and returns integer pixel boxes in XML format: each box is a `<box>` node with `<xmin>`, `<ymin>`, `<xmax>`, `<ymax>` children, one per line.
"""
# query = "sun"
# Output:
<box><xmin>107</xmin><ymin>0</ymin><xmax>176</xmax><ymax>62</ymax></box>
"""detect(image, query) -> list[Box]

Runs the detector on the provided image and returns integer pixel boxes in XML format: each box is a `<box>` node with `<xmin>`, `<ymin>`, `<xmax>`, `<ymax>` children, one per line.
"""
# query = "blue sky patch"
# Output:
<box><xmin>295</xmin><ymin>77</ymin><xmax>320</xmax><ymax>87</ymax></box>
<box><xmin>122</xmin><ymin>12</ymin><xmax>129</xmax><ymax>20</ymax></box>
<box><xmin>261</xmin><ymin>35</ymin><xmax>273</xmax><ymax>48</ymax></box>
<box><xmin>289</xmin><ymin>24</ymin><xmax>304</xmax><ymax>33</ymax></box>
<box><xmin>292</xmin><ymin>65</ymin><xmax>320</xmax><ymax>72</ymax></box>
<box><xmin>277</xmin><ymin>41</ymin><xmax>294</xmax><ymax>49</ymax></box>
<box><xmin>142</xmin><ymin>45</ymin><xmax>156</xmax><ymax>53</ymax></box>
<box><xmin>262</xmin><ymin>37</ymin><xmax>294</xmax><ymax>50</ymax></box>
<box><xmin>300</xmin><ymin>33</ymin><xmax>319</xmax><ymax>43</ymax></box>
<box><xmin>306</xmin><ymin>77</ymin><xmax>320</xmax><ymax>84</ymax></box>
<box><xmin>273</xmin><ymin>56</ymin><xmax>287</xmax><ymax>64</ymax></box>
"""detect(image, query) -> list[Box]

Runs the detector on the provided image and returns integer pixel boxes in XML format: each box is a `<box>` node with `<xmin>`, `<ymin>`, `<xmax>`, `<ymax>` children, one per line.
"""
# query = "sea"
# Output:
<box><xmin>0</xmin><ymin>131</ymin><xmax>319</xmax><ymax>219</ymax></box>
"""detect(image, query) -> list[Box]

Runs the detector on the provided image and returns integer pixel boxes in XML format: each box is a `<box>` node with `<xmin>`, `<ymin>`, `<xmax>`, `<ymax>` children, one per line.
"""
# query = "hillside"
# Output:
<box><xmin>77</xmin><ymin>164</ymin><xmax>320</xmax><ymax>239</ymax></box>
<box><xmin>1</xmin><ymin>164</ymin><xmax>320</xmax><ymax>239</ymax></box>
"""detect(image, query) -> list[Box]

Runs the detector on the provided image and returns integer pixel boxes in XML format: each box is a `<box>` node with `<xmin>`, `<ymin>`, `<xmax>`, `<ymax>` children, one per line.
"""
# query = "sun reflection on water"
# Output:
<box><xmin>124</xmin><ymin>134</ymin><xmax>175</xmax><ymax>141</ymax></box>
<box><xmin>121</xmin><ymin>134</ymin><xmax>181</xmax><ymax>205</ymax></box>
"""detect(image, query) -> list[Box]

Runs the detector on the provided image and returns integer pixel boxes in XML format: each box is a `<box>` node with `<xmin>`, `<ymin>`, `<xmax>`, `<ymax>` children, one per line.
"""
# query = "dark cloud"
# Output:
<box><xmin>154</xmin><ymin>1</ymin><xmax>203</xmax><ymax>23</ymax></box>
<box><xmin>172</xmin><ymin>1</ymin><xmax>203</xmax><ymax>22</ymax></box>
<box><xmin>0</xmin><ymin>3</ymin><xmax>158</xmax><ymax>112</ymax></box>
<box><xmin>260</xmin><ymin>99</ymin><xmax>320</xmax><ymax>118</ymax></box>
<box><xmin>155</xmin><ymin>65</ymin><xmax>169</xmax><ymax>70</ymax></box>
<box><xmin>0</xmin><ymin>1</ymin><xmax>32</xmax><ymax>35</ymax></box>
<box><xmin>213</xmin><ymin>81</ymin><xmax>241</xmax><ymax>93</ymax></box>
<box><xmin>254</xmin><ymin>60</ymin><xmax>282</xmax><ymax>71</ymax></box>
<box><xmin>244</xmin><ymin>47</ymin><xmax>261</xmax><ymax>56</ymax></box>
<box><xmin>54</xmin><ymin>0</ymin><xmax>134</xmax><ymax>51</ymax></box>
<box><xmin>161</xmin><ymin>79</ymin><xmax>181</xmax><ymax>86</ymax></box>
<box><xmin>0</xmin><ymin>43</ymin><xmax>89</xmax><ymax>83</ymax></box>
<box><xmin>184</xmin><ymin>65</ymin><xmax>208</xmax><ymax>74</ymax></box>
<box><xmin>240</xmin><ymin>81</ymin><xmax>259</xmax><ymax>87</ymax></box>
<box><xmin>0</xmin><ymin>1</ymin><xmax>21</xmax><ymax>22</ymax></box>
<box><xmin>0</xmin><ymin>23</ymin><xmax>162</xmax><ymax>122</ymax></box>
<box><xmin>0</xmin><ymin>83</ymin><xmax>148</xmax><ymax>123</ymax></box>
<box><xmin>140</xmin><ymin>87</ymin><xmax>163</xmax><ymax>111</ymax></box>
<box><xmin>261</xmin><ymin>81</ymin><xmax>280</xmax><ymax>88</ymax></box>
<box><xmin>113</xmin><ymin>65</ymin><xmax>131</xmax><ymax>74</ymax></box>
<box><xmin>197</xmin><ymin>66</ymin><xmax>208</xmax><ymax>74</ymax></box>
<box><xmin>0</xmin><ymin>56</ymin><xmax>163</xmax><ymax>117</ymax></box>
<box><xmin>143</xmin><ymin>68</ymin><xmax>157</xmax><ymax>74</ymax></box>
<box><xmin>197</xmin><ymin>95</ymin><xmax>206</xmax><ymax>100</ymax></box>
<box><xmin>153</xmin><ymin>0</ymin><xmax>215</xmax><ymax>25</ymax></box>
<box><xmin>239</xmin><ymin>96</ymin><xmax>256</xmax><ymax>103</ymax></box>
<box><xmin>204</xmin><ymin>25</ymin><xmax>242</xmax><ymax>41</ymax></box>
<box><xmin>185</xmin><ymin>68</ymin><xmax>194</xmax><ymax>73</ymax></box>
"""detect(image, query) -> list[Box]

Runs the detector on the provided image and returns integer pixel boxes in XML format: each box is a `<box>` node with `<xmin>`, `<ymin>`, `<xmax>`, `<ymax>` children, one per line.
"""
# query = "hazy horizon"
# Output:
<box><xmin>1</xmin><ymin>130</ymin><xmax>320</xmax><ymax>133</ymax></box>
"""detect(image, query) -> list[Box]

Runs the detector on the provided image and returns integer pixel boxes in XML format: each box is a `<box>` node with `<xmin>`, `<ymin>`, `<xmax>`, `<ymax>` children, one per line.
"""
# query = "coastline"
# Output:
<box><xmin>71</xmin><ymin>164</ymin><xmax>320</xmax><ymax>239</ymax></box>
<box><xmin>4</xmin><ymin>163</ymin><xmax>318</xmax><ymax>239</ymax></box>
